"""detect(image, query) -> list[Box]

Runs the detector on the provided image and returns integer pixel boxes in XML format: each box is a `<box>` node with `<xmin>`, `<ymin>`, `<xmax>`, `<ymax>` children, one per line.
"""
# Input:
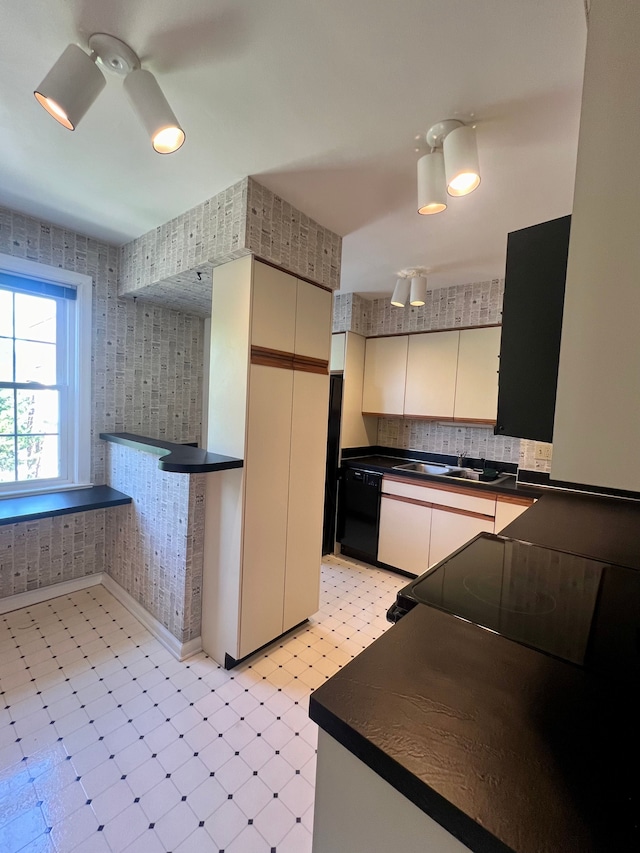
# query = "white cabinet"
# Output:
<box><xmin>295</xmin><ymin>281</ymin><xmax>332</xmax><ymax>360</ymax></box>
<box><xmin>494</xmin><ymin>496</ymin><xmax>534</xmax><ymax>534</ymax></box>
<box><xmin>362</xmin><ymin>336</ymin><xmax>408</xmax><ymax>415</ymax></box>
<box><xmin>379</xmin><ymin>476</ymin><xmax>496</xmax><ymax>574</ymax></box>
<box><xmin>453</xmin><ymin>327</ymin><xmax>501</xmax><ymax>422</ymax></box>
<box><xmin>203</xmin><ymin>257</ymin><xmax>332</xmax><ymax>666</ymax></box>
<box><xmin>241</xmin><ymin>365</ymin><xmax>293</xmax><ymax>657</ymax></box>
<box><xmin>378</xmin><ymin>496</ymin><xmax>431</xmax><ymax>575</ymax></box>
<box><xmin>404</xmin><ymin>331</ymin><xmax>459</xmax><ymax>418</ymax></box>
<box><xmin>284</xmin><ymin>370</ymin><xmax>329</xmax><ymax>632</ymax></box>
<box><xmin>429</xmin><ymin>508</ymin><xmax>494</xmax><ymax>568</ymax></box>
<box><xmin>330</xmin><ymin>333</ymin><xmax>346</xmax><ymax>372</ymax></box>
<box><xmin>251</xmin><ymin>262</ymin><xmax>297</xmax><ymax>352</ymax></box>
<box><xmin>362</xmin><ymin>326</ymin><xmax>500</xmax><ymax>423</ymax></box>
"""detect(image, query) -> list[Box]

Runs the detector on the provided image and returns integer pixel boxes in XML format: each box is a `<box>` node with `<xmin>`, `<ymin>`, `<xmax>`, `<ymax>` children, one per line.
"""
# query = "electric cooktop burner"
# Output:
<box><xmin>391</xmin><ymin>533</ymin><xmax>640</xmax><ymax>674</ymax></box>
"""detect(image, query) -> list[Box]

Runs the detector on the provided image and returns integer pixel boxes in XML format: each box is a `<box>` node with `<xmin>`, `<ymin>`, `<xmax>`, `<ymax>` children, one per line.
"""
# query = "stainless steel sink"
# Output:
<box><xmin>392</xmin><ymin>461</ymin><xmax>457</xmax><ymax>475</ymax></box>
<box><xmin>392</xmin><ymin>461</ymin><xmax>512</xmax><ymax>485</ymax></box>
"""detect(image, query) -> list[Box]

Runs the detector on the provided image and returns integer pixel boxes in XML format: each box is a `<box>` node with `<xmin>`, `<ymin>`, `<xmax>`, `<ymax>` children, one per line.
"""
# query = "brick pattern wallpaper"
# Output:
<box><xmin>105</xmin><ymin>444</ymin><xmax>205</xmax><ymax>644</ymax></box>
<box><xmin>246</xmin><ymin>178</ymin><xmax>342</xmax><ymax>291</ymax></box>
<box><xmin>0</xmin><ymin>206</ymin><xmax>205</xmax><ymax>600</ymax></box>
<box><xmin>0</xmin><ymin>511</ymin><xmax>105</xmax><ymax>598</ymax></box>
<box><xmin>118</xmin><ymin>177</ymin><xmax>342</xmax><ymax>316</ymax></box>
<box><xmin>0</xmin><ymin>206</ymin><xmax>205</xmax><ymax>485</ymax></box>
<box><xmin>377</xmin><ymin>418</ymin><xmax>522</xmax><ymax>465</ymax></box>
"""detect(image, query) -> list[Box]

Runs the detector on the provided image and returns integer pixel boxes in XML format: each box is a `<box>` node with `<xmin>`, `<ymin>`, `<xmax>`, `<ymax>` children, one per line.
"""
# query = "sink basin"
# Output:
<box><xmin>392</xmin><ymin>461</ymin><xmax>457</xmax><ymax>475</ymax></box>
<box><xmin>392</xmin><ymin>461</ymin><xmax>512</xmax><ymax>485</ymax></box>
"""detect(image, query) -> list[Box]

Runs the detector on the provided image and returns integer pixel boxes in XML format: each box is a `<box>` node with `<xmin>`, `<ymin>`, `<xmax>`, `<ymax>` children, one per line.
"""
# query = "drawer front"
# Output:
<box><xmin>382</xmin><ymin>476</ymin><xmax>496</xmax><ymax>517</ymax></box>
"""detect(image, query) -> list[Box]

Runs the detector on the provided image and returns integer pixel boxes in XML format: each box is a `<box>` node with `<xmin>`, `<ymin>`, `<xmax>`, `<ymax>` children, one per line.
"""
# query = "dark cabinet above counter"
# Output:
<box><xmin>496</xmin><ymin>215</ymin><xmax>571</xmax><ymax>443</ymax></box>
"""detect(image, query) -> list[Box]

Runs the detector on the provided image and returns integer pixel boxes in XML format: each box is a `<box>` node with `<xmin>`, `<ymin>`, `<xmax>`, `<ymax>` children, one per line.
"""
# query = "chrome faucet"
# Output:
<box><xmin>456</xmin><ymin>451</ymin><xmax>466</xmax><ymax>467</ymax></box>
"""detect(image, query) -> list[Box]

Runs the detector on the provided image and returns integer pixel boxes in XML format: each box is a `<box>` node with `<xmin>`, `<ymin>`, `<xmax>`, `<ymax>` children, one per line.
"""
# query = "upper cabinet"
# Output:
<box><xmin>295</xmin><ymin>281</ymin><xmax>332</xmax><ymax>361</ymax></box>
<box><xmin>362</xmin><ymin>336</ymin><xmax>408</xmax><ymax>416</ymax></box>
<box><xmin>454</xmin><ymin>327</ymin><xmax>501</xmax><ymax>423</ymax></box>
<box><xmin>496</xmin><ymin>216</ymin><xmax>571</xmax><ymax>443</ymax></box>
<box><xmin>362</xmin><ymin>326</ymin><xmax>500</xmax><ymax>423</ymax></box>
<box><xmin>404</xmin><ymin>331</ymin><xmax>459</xmax><ymax>418</ymax></box>
<box><xmin>251</xmin><ymin>262</ymin><xmax>297</xmax><ymax>351</ymax></box>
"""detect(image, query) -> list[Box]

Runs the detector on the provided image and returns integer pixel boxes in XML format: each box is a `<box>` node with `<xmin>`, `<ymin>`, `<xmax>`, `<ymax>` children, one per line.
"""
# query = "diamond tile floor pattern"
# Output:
<box><xmin>0</xmin><ymin>557</ymin><xmax>402</xmax><ymax>852</ymax></box>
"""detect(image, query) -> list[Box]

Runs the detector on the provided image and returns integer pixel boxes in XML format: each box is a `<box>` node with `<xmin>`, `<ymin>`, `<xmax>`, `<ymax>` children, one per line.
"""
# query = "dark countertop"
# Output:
<box><xmin>311</xmin><ymin>489</ymin><xmax>640</xmax><ymax>852</ymax></box>
<box><xmin>100</xmin><ymin>432</ymin><xmax>244</xmax><ymax>474</ymax></box>
<box><xmin>0</xmin><ymin>485</ymin><xmax>131</xmax><ymax>526</ymax></box>
<box><xmin>342</xmin><ymin>453</ymin><xmax>542</xmax><ymax>499</ymax></box>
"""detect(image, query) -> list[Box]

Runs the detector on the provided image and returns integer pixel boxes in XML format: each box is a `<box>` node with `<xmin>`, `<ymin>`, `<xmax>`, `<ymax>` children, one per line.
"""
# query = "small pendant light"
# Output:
<box><xmin>417</xmin><ymin>151</ymin><xmax>447</xmax><ymax>215</ymax></box>
<box><xmin>34</xmin><ymin>44</ymin><xmax>106</xmax><ymax>131</ymax></box>
<box><xmin>391</xmin><ymin>278</ymin><xmax>410</xmax><ymax>307</ymax></box>
<box><xmin>410</xmin><ymin>276</ymin><xmax>427</xmax><ymax>306</ymax></box>
<box><xmin>444</xmin><ymin>124</ymin><xmax>481</xmax><ymax>197</ymax></box>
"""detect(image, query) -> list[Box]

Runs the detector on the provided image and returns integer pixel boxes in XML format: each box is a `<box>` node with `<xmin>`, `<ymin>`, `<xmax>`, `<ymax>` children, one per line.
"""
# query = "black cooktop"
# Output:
<box><xmin>392</xmin><ymin>533</ymin><xmax>640</xmax><ymax>676</ymax></box>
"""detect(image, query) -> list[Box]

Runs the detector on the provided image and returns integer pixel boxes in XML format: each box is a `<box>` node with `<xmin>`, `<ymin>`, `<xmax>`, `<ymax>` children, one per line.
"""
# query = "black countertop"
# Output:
<box><xmin>0</xmin><ymin>485</ymin><xmax>131</xmax><ymax>526</ymax></box>
<box><xmin>310</xmin><ymin>490</ymin><xmax>640</xmax><ymax>852</ymax></box>
<box><xmin>342</xmin><ymin>453</ymin><xmax>542</xmax><ymax>499</ymax></box>
<box><xmin>100</xmin><ymin>432</ymin><xmax>244</xmax><ymax>474</ymax></box>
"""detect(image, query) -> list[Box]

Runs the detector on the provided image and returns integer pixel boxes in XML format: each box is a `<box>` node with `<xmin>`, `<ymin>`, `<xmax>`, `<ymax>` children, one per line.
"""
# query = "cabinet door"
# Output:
<box><xmin>496</xmin><ymin>216</ymin><xmax>570</xmax><ymax>442</ymax></box>
<box><xmin>295</xmin><ymin>280</ymin><xmax>332</xmax><ymax>361</ymax></box>
<box><xmin>378</xmin><ymin>496</ymin><xmax>431</xmax><ymax>575</ymax></box>
<box><xmin>454</xmin><ymin>327</ymin><xmax>501</xmax><ymax>422</ymax></box>
<box><xmin>240</xmin><ymin>364</ymin><xmax>293</xmax><ymax>658</ymax></box>
<box><xmin>251</xmin><ymin>261</ymin><xmax>297</xmax><ymax>352</ymax></box>
<box><xmin>404</xmin><ymin>331</ymin><xmax>459</xmax><ymax>418</ymax></box>
<box><xmin>283</xmin><ymin>370</ymin><xmax>330</xmax><ymax>632</ymax></box>
<box><xmin>330</xmin><ymin>333</ymin><xmax>346</xmax><ymax>372</ymax></box>
<box><xmin>429</xmin><ymin>508</ymin><xmax>494</xmax><ymax>568</ymax></box>
<box><xmin>494</xmin><ymin>498</ymin><xmax>534</xmax><ymax>534</ymax></box>
<box><xmin>362</xmin><ymin>336</ymin><xmax>408</xmax><ymax>415</ymax></box>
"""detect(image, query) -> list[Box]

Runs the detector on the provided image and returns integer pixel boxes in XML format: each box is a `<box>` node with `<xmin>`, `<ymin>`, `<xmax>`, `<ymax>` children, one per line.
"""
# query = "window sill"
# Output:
<box><xmin>0</xmin><ymin>485</ymin><xmax>132</xmax><ymax>527</ymax></box>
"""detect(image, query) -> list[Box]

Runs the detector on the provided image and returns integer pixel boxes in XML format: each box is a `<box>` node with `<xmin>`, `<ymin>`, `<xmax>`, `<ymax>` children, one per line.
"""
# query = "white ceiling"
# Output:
<box><xmin>0</xmin><ymin>0</ymin><xmax>587</xmax><ymax>296</ymax></box>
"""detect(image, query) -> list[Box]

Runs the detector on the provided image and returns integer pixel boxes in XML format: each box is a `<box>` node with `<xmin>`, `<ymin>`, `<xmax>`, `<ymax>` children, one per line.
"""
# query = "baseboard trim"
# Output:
<box><xmin>0</xmin><ymin>574</ymin><xmax>104</xmax><ymax>615</ymax></box>
<box><xmin>0</xmin><ymin>573</ymin><xmax>202</xmax><ymax>662</ymax></box>
<box><xmin>101</xmin><ymin>574</ymin><xmax>202</xmax><ymax>662</ymax></box>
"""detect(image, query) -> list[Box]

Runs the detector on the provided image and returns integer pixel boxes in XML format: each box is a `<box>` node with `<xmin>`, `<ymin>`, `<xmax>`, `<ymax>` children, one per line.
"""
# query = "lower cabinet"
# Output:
<box><xmin>378</xmin><ymin>476</ymin><xmax>497</xmax><ymax>575</ymax></box>
<box><xmin>494</xmin><ymin>495</ymin><xmax>535</xmax><ymax>533</ymax></box>
<box><xmin>378</xmin><ymin>496</ymin><xmax>432</xmax><ymax>576</ymax></box>
<box><xmin>428</xmin><ymin>508</ymin><xmax>494</xmax><ymax>567</ymax></box>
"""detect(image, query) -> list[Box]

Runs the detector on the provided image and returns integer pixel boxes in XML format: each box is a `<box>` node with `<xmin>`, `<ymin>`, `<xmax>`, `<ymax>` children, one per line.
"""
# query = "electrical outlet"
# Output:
<box><xmin>534</xmin><ymin>443</ymin><xmax>553</xmax><ymax>461</ymax></box>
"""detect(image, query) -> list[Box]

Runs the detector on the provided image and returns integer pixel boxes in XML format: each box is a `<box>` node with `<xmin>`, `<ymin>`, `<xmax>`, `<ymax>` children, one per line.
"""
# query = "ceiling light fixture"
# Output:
<box><xmin>391</xmin><ymin>278</ymin><xmax>411</xmax><ymax>307</ymax></box>
<box><xmin>416</xmin><ymin>119</ymin><xmax>481</xmax><ymax>214</ymax></box>
<box><xmin>391</xmin><ymin>268</ymin><xmax>429</xmax><ymax>308</ymax></box>
<box><xmin>34</xmin><ymin>34</ymin><xmax>185</xmax><ymax>154</ymax></box>
<box><xmin>34</xmin><ymin>44</ymin><xmax>106</xmax><ymax>131</ymax></box>
<box><xmin>410</xmin><ymin>276</ymin><xmax>428</xmax><ymax>306</ymax></box>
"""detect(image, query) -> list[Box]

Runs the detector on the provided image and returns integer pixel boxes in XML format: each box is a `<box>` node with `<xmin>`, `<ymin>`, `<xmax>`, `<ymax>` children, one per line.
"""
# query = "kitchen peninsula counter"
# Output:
<box><xmin>100</xmin><ymin>432</ymin><xmax>243</xmax><ymax>473</ymax></box>
<box><xmin>310</xmin><ymin>489</ymin><xmax>640</xmax><ymax>852</ymax></box>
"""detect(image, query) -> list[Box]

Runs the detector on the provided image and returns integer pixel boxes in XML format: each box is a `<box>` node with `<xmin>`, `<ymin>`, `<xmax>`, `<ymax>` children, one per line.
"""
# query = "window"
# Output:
<box><xmin>0</xmin><ymin>254</ymin><xmax>91</xmax><ymax>496</ymax></box>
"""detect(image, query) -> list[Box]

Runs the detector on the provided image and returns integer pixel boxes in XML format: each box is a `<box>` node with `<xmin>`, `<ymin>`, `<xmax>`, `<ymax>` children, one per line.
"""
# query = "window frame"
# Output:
<box><xmin>0</xmin><ymin>252</ymin><xmax>92</xmax><ymax>497</ymax></box>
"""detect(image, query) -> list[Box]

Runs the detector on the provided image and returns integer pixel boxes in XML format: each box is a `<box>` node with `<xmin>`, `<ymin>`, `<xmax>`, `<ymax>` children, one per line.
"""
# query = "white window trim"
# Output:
<box><xmin>0</xmin><ymin>251</ymin><xmax>92</xmax><ymax>496</ymax></box>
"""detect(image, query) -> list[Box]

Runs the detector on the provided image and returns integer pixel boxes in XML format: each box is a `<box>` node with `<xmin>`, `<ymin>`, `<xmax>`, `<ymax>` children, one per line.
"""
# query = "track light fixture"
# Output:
<box><xmin>34</xmin><ymin>34</ymin><xmax>185</xmax><ymax>154</ymax></box>
<box><xmin>390</xmin><ymin>269</ymin><xmax>429</xmax><ymax>308</ymax></box>
<box><xmin>416</xmin><ymin>119</ymin><xmax>480</xmax><ymax>214</ymax></box>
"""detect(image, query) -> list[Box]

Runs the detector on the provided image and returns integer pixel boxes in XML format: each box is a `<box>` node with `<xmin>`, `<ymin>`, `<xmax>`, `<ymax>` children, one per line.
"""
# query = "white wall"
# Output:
<box><xmin>552</xmin><ymin>0</ymin><xmax>640</xmax><ymax>491</ymax></box>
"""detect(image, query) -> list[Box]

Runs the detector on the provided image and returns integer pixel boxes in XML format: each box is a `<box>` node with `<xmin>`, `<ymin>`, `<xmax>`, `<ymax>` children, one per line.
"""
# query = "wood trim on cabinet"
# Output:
<box><xmin>251</xmin><ymin>346</ymin><xmax>329</xmax><ymax>375</ymax></box>
<box><xmin>366</xmin><ymin>323</ymin><xmax>501</xmax><ymax>340</ymax></box>
<box><xmin>496</xmin><ymin>494</ymin><xmax>535</xmax><ymax>508</ymax></box>
<box><xmin>293</xmin><ymin>354</ymin><xmax>330</xmax><ymax>375</ymax></box>
<box><xmin>253</xmin><ymin>256</ymin><xmax>334</xmax><ymax>293</ymax></box>
<box><xmin>382</xmin><ymin>472</ymin><xmax>498</xmax><ymax>499</ymax></box>
<box><xmin>363</xmin><ymin>412</ymin><xmax>496</xmax><ymax>425</ymax></box>
<box><xmin>251</xmin><ymin>346</ymin><xmax>295</xmax><ymax>370</ymax></box>
<box><xmin>381</xmin><ymin>490</ymin><xmax>494</xmax><ymax>521</ymax></box>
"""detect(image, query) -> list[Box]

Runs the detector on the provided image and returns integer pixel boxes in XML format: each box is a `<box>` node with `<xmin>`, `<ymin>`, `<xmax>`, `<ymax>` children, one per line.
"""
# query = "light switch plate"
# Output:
<box><xmin>534</xmin><ymin>443</ymin><xmax>553</xmax><ymax>461</ymax></box>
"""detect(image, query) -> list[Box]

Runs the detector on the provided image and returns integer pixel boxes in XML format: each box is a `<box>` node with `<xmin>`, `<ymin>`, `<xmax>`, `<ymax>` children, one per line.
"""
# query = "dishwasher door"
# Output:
<box><xmin>337</xmin><ymin>468</ymin><xmax>382</xmax><ymax>564</ymax></box>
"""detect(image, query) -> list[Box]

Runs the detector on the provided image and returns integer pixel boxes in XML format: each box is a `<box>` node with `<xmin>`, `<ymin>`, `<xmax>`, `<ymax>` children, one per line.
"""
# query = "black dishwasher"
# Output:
<box><xmin>337</xmin><ymin>468</ymin><xmax>382</xmax><ymax>564</ymax></box>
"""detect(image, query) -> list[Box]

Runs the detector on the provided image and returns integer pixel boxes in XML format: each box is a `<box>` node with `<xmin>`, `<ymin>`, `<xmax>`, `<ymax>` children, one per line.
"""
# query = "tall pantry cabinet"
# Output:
<box><xmin>202</xmin><ymin>256</ymin><xmax>332</xmax><ymax>666</ymax></box>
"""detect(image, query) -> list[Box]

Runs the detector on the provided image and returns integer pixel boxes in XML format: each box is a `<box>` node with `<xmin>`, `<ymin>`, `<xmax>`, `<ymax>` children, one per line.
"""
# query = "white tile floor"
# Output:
<box><xmin>0</xmin><ymin>557</ymin><xmax>402</xmax><ymax>853</ymax></box>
